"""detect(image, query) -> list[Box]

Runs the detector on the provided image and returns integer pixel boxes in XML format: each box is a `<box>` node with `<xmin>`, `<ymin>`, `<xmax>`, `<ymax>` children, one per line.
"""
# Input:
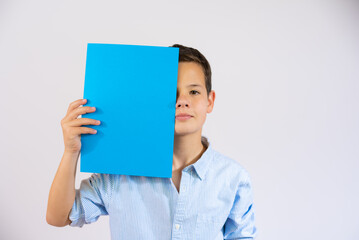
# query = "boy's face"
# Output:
<box><xmin>175</xmin><ymin>62</ymin><xmax>215</xmax><ymax>136</ymax></box>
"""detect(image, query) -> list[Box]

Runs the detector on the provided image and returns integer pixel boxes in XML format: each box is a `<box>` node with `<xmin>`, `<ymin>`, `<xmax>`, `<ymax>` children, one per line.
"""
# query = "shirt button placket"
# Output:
<box><xmin>171</xmin><ymin>170</ymin><xmax>191</xmax><ymax>239</ymax></box>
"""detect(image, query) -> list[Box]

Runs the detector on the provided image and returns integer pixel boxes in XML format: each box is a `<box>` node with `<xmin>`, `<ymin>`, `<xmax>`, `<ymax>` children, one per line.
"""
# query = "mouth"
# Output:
<box><xmin>175</xmin><ymin>114</ymin><xmax>193</xmax><ymax>121</ymax></box>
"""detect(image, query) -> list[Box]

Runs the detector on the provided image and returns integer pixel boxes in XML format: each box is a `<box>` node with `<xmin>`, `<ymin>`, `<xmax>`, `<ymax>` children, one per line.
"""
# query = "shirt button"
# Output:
<box><xmin>182</xmin><ymin>186</ymin><xmax>186</xmax><ymax>192</ymax></box>
<box><xmin>175</xmin><ymin>224</ymin><xmax>180</xmax><ymax>230</ymax></box>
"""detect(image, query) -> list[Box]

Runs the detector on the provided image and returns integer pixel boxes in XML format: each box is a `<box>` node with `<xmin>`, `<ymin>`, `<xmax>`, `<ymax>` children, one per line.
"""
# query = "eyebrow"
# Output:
<box><xmin>186</xmin><ymin>84</ymin><xmax>204</xmax><ymax>88</ymax></box>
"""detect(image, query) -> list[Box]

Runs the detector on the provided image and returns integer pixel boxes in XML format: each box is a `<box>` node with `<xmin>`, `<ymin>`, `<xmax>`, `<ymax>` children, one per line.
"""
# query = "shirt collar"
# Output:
<box><xmin>187</xmin><ymin>136</ymin><xmax>213</xmax><ymax>181</ymax></box>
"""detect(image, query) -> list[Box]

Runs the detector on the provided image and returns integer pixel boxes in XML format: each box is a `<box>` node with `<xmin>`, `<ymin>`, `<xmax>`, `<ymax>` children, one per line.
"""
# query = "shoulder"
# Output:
<box><xmin>84</xmin><ymin>173</ymin><xmax>118</xmax><ymax>190</ymax></box>
<box><xmin>209</xmin><ymin>148</ymin><xmax>252</xmax><ymax>184</ymax></box>
<box><xmin>87</xmin><ymin>173</ymin><xmax>113</xmax><ymax>182</ymax></box>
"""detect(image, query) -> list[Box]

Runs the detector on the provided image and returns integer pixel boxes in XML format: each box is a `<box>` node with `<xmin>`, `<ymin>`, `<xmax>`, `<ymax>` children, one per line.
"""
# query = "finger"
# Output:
<box><xmin>72</xmin><ymin>126</ymin><xmax>98</xmax><ymax>135</ymax></box>
<box><xmin>66</xmin><ymin>106</ymin><xmax>96</xmax><ymax>121</ymax></box>
<box><xmin>67</xmin><ymin>99</ymin><xmax>87</xmax><ymax>114</ymax></box>
<box><xmin>67</xmin><ymin>118</ymin><xmax>101</xmax><ymax>127</ymax></box>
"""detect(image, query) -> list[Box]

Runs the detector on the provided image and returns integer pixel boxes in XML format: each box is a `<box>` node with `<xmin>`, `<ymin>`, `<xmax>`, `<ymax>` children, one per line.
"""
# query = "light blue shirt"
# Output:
<box><xmin>69</xmin><ymin>136</ymin><xmax>257</xmax><ymax>239</ymax></box>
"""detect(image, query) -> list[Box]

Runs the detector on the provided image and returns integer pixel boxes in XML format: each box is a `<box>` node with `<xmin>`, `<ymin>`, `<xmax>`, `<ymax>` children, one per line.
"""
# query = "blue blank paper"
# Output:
<box><xmin>80</xmin><ymin>43</ymin><xmax>179</xmax><ymax>178</ymax></box>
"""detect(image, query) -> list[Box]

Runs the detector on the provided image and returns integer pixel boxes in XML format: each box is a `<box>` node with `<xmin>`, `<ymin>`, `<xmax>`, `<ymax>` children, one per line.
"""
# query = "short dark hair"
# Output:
<box><xmin>170</xmin><ymin>44</ymin><xmax>212</xmax><ymax>96</ymax></box>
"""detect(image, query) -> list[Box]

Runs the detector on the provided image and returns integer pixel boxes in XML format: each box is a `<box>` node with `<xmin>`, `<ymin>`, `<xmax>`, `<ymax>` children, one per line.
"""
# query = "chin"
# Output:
<box><xmin>174</xmin><ymin>132</ymin><xmax>187</xmax><ymax>137</ymax></box>
<box><xmin>174</xmin><ymin>126</ymin><xmax>199</xmax><ymax>137</ymax></box>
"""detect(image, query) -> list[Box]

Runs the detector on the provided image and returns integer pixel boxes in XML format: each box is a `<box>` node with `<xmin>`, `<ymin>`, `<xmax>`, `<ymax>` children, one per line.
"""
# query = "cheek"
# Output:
<box><xmin>195</xmin><ymin>100</ymin><xmax>209</xmax><ymax>116</ymax></box>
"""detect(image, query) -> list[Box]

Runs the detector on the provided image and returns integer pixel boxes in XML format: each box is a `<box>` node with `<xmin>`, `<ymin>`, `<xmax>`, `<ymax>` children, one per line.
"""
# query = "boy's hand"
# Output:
<box><xmin>61</xmin><ymin>99</ymin><xmax>100</xmax><ymax>154</ymax></box>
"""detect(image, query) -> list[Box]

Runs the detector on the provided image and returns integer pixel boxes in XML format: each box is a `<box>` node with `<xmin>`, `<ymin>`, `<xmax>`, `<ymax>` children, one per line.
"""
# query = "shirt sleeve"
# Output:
<box><xmin>69</xmin><ymin>173</ymin><xmax>111</xmax><ymax>227</ymax></box>
<box><xmin>223</xmin><ymin>170</ymin><xmax>257</xmax><ymax>239</ymax></box>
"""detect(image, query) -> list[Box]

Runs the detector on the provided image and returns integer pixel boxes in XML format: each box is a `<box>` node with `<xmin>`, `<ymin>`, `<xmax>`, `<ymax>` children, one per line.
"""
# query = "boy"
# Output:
<box><xmin>46</xmin><ymin>44</ymin><xmax>257</xmax><ymax>239</ymax></box>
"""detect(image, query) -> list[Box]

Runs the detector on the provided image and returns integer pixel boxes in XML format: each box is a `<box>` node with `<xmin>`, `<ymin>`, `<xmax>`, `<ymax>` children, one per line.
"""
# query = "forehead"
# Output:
<box><xmin>177</xmin><ymin>62</ymin><xmax>205</xmax><ymax>87</ymax></box>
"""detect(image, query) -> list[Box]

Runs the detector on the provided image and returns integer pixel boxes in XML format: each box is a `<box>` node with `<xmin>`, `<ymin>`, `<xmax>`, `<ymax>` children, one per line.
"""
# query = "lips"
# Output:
<box><xmin>175</xmin><ymin>113</ymin><xmax>193</xmax><ymax>120</ymax></box>
<box><xmin>176</xmin><ymin>113</ymin><xmax>193</xmax><ymax>117</ymax></box>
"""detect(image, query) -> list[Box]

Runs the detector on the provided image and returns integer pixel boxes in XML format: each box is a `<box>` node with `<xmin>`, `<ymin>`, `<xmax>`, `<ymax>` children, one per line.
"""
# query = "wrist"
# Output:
<box><xmin>63</xmin><ymin>149</ymin><xmax>80</xmax><ymax>157</ymax></box>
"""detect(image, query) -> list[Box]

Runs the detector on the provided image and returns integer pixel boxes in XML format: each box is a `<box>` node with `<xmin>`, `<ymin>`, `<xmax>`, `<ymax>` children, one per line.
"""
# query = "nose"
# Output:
<box><xmin>176</xmin><ymin>94</ymin><xmax>190</xmax><ymax>108</ymax></box>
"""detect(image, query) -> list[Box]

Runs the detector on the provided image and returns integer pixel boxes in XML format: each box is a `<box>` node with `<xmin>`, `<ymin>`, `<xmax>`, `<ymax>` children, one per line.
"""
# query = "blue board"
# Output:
<box><xmin>80</xmin><ymin>43</ymin><xmax>179</xmax><ymax>178</ymax></box>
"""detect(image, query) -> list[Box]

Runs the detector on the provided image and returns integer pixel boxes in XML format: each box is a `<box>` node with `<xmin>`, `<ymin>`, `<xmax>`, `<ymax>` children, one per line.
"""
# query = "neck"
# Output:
<box><xmin>173</xmin><ymin>131</ymin><xmax>206</xmax><ymax>171</ymax></box>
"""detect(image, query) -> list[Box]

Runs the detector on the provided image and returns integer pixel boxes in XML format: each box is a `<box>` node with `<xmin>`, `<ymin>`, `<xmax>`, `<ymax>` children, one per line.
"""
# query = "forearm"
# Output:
<box><xmin>46</xmin><ymin>151</ymin><xmax>79</xmax><ymax>227</ymax></box>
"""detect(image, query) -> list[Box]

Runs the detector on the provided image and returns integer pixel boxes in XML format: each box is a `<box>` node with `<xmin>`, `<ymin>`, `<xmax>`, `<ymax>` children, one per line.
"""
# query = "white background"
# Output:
<box><xmin>1</xmin><ymin>0</ymin><xmax>358</xmax><ymax>239</ymax></box>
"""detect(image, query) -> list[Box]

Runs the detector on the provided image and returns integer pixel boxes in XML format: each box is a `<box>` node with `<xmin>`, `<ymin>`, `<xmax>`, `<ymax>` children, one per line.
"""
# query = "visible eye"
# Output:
<box><xmin>190</xmin><ymin>90</ymin><xmax>200</xmax><ymax>95</ymax></box>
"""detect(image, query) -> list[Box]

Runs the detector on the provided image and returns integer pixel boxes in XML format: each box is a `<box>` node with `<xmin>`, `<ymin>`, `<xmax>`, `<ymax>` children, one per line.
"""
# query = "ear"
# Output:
<box><xmin>206</xmin><ymin>90</ymin><xmax>216</xmax><ymax>113</ymax></box>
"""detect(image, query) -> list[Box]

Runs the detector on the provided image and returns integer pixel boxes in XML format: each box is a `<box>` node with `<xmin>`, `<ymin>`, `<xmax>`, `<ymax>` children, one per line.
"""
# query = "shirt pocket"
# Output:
<box><xmin>195</xmin><ymin>213</ymin><xmax>226</xmax><ymax>240</ymax></box>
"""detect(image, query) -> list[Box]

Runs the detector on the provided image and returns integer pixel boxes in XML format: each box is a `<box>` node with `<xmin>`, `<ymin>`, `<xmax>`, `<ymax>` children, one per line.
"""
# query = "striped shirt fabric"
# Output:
<box><xmin>69</xmin><ymin>136</ymin><xmax>257</xmax><ymax>239</ymax></box>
